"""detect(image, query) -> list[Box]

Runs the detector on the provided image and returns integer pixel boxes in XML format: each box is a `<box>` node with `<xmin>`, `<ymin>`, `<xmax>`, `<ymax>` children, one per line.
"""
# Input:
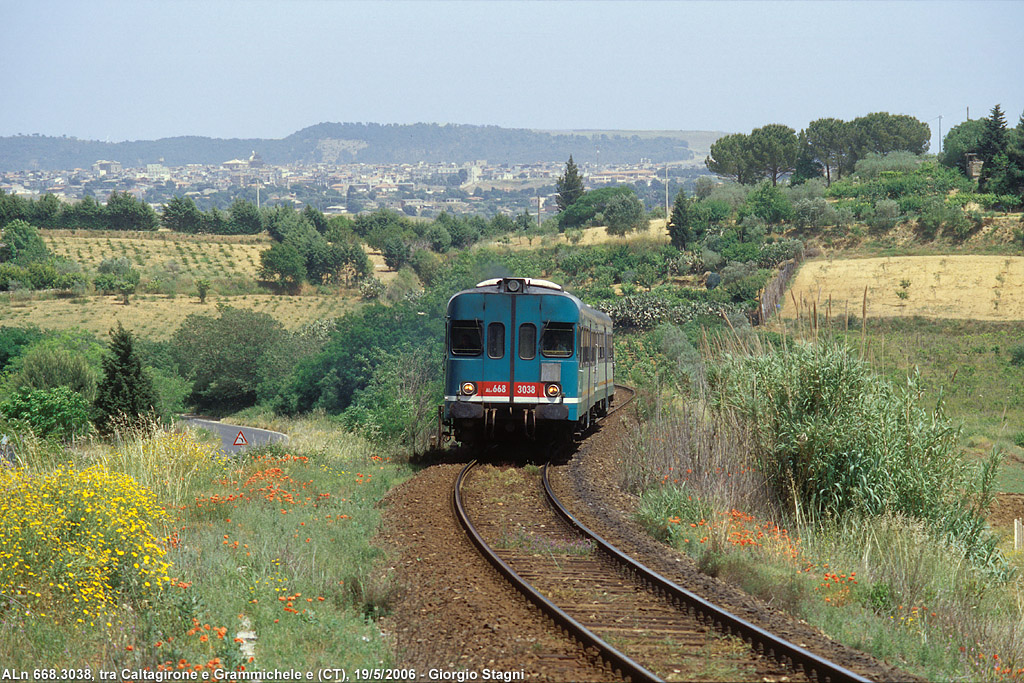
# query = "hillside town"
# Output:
<box><xmin>0</xmin><ymin>153</ymin><xmax>686</xmax><ymax>221</ymax></box>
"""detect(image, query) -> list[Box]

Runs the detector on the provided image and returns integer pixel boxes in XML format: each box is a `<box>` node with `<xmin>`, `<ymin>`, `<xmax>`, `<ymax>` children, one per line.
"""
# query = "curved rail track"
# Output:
<box><xmin>453</xmin><ymin>386</ymin><xmax>872</xmax><ymax>683</ymax></box>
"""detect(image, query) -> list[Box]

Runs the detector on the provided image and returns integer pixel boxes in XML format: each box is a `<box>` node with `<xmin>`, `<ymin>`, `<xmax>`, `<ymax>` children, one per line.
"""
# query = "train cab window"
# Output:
<box><xmin>487</xmin><ymin>322</ymin><xmax>505</xmax><ymax>359</ymax></box>
<box><xmin>450</xmin><ymin>320</ymin><xmax>483</xmax><ymax>356</ymax></box>
<box><xmin>518</xmin><ymin>323</ymin><xmax>536</xmax><ymax>360</ymax></box>
<box><xmin>540</xmin><ymin>323</ymin><xmax>574</xmax><ymax>358</ymax></box>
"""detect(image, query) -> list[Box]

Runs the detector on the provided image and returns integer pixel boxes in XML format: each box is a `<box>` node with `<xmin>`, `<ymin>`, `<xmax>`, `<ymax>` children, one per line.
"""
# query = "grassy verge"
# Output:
<box><xmin>635</xmin><ymin>491</ymin><xmax>1024</xmax><ymax>681</ymax></box>
<box><xmin>1</xmin><ymin>419</ymin><xmax>413</xmax><ymax>674</ymax></box>
<box><xmin>622</xmin><ymin>336</ymin><xmax>1024</xmax><ymax>681</ymax></box>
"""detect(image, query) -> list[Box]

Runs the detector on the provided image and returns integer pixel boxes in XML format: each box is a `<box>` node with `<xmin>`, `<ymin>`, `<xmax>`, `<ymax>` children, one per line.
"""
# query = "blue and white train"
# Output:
<box><xmin>439</xmin><ymin>277</ymin><xmax>614</xmax><ymax>444</ymax></box>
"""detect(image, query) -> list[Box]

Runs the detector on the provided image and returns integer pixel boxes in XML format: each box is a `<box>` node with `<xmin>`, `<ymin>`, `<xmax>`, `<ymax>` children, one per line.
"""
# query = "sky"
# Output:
<box><xmin>2</xmin><ymin>0</ymin><xmax>1022</xmax><ymax>155</ymax></box>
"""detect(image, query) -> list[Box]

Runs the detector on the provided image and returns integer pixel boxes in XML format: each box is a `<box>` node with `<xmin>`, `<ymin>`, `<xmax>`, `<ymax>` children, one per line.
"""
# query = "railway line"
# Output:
<box><xmin>452</xmin><ymin>385</ymin><xmax>872</xmax><ymax>683</ymax></box>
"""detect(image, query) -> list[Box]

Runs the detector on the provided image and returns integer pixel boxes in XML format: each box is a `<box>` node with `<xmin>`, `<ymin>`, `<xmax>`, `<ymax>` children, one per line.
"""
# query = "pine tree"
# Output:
<box><xmin>94</xmin><ymin>323</ymin><xmax>158</xmax><ymax>433</ymax></box>
<box><xmin>979</xmin><ymin>104</ymin><xmax>1008</xmax><ymax>192</ymax></box>
<box><xmin>556</xmin><ymin>156</ymin><xmax>585</xmax><ymax>212</ymax></box>
<box><xmin>667</xmin><ymin>189</ymin><xmax>695</xmax><ymax>250</ymax></box>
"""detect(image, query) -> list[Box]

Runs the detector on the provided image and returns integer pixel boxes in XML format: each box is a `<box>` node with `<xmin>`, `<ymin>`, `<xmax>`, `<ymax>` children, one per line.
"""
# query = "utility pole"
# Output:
<box><xmin>937</xmin><ymin>115</ymin><xmax>943</xmax><ymax>154</ymax></box>
<box><xmin>537</xmin><ymin>194</ymin><xmax>541</xmax><ymax>228</ymax></box>
<box><xmin>664</xmin><ymin>165</ymin><xmax>669</xmax><ymax>219</ymax></box>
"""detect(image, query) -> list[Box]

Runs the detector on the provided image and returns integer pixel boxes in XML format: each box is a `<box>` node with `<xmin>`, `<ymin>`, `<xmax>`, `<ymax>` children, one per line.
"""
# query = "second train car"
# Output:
<box><xmin>440</xmin><ymin>277</ymin><xmax>614</xmax><ymax>444</ymax></box>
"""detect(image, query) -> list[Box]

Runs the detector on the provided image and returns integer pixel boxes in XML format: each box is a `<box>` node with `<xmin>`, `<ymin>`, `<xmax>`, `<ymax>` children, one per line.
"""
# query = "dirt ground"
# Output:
<box><xmin>782</xmin><ymin>254</ymin><xmax>1024</xmax><ymax>321</ymax></box>
<box><xmin>988</xmin><ymin>493</ymin><xmax>1024</xmax><ymax>530</ymax></box>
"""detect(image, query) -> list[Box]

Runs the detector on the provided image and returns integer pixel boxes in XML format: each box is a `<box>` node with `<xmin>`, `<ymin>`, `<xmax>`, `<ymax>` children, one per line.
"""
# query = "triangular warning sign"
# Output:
<box><xmin>233</xmin><ymin>431</ymin><xmax>249</xmax><ymax>446</ymax></box>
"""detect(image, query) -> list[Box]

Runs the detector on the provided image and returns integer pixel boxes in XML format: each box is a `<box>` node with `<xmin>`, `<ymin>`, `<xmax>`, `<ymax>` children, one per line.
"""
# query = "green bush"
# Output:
<box><xmin>1009</xmin><ymin>344</ymin><xmax>1024</xmax><ymax>367</ymax></box>
<box><xmin>0</xmin><ymin>386</ymin><xmax>94</xmax><ymax>440</ymax></box>
<box><xmin>708</xmin><ymin>341</ymin><xmax>1002</xmax><ymax>572</ymax></box>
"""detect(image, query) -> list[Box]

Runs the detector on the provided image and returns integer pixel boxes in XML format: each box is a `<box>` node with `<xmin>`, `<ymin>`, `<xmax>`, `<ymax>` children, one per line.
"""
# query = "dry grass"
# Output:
<box><xmin>0</xmin><ymin>292</ymin><xmax>358</xmax><ymax>338</ymax></box>
<box><xmin>782</xmin><ymin>255</ymin><xmax>1024</xmax><ymax>321</ymax></box>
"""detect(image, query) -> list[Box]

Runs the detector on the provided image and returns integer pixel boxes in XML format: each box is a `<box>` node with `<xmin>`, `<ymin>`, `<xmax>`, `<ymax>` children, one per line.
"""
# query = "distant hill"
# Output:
<box><xmin>0</xmin><ymin>123</ymin><xmax>712</xmax><ymax>171</ymax></box>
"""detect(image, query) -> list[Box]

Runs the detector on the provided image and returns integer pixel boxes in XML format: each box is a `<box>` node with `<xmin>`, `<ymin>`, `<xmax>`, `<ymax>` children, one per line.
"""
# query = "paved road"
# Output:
<box><xmin>180</xmin><ymin>417</ymin><xmax>288</xmax><ymax>454</ymax></box>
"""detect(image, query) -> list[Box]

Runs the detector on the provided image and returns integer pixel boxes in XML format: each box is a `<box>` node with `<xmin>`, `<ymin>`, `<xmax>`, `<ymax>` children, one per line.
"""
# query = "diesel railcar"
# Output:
<box><xmin>439</xmin><ymin>277</ymin><xmax>613</xmax><ymax>444</ymax></box>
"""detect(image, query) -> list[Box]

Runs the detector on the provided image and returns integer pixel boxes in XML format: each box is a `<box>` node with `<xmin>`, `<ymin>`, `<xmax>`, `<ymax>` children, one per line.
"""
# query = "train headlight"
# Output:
<box><xmin>505</xmin><ymin>279</ymin><xmax>521</xmax><ymax>292</ymax></box>
<box><xmin>461</xmin><ymin>382</ymin><xmax>477</xmax><ymax>396</ymax></box>
<box><xmin>545</xmin><ymin>383</ymin><xmax>561</xmax><ymax>398</ymax></box>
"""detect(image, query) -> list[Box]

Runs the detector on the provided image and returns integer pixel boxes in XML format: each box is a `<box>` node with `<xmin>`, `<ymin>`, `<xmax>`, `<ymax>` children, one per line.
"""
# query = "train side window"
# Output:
<box><xmin>487</xmin><ymin>322</ymin><xmax>505</xmax><ymax>359</ymax></box>
<box><xmin>450</xmin><ymin>320</ymin><xmax>483</xmax><ymax>356</ymax></box>
<box><xmin>540</xmin><ymin>323</ymin><xmax>574</xmax><ymax>358</ymax></box>
<box><xmin>518</xmin><ymin>323</ymin><xmax>536</xmax><ymax>360</ymax></box>
<box><xmin>599</xmin><ymin>332</ymin><xmax>604</xmax><ymax>360</ymax></box>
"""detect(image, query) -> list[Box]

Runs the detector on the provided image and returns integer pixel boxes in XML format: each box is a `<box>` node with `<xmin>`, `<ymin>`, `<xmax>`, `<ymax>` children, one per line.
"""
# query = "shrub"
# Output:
<box><xmin>359</xmin><ymin>277</ymin><xmax>385</xmax><ymax>300</ymax></box>
<box><xmin>757</xmin><ymin>238</ymin><xmax>803</xmax><ymax>269</ymax></box>
<box><xmin>4</xmin><ymin>345</ymin><xmax>99</xmax><ymax>402</ymax></box>
<box><xmin>708</xmin><ymin>341</ymin><xmax>1002</xmax><ymax>571</ymax></box>
<box><xmin>869</xmin><ymin>199</ymin><xmax>901</xmax><ymax>231</ymax></box>
<box><xmin>853</xmin><ymin>151</ymin><xmax>923</xmax><ymax>179</ymax></box>
<box><xmin>0</xmin><ymin>386</ymin><xmax>93</xmax><ymax>440</ymax></box>
<box><xmin>0</xmin><ymin>464</ymin><xmax>172</xmax><ymax>624</ymax></box>
<box><xmin>1009</xmin><ymin>344</ymin><xmax>1024</xmax><ymax>367</ymax></box>
<box><xmin>792</xmin><ymin>198</ymin><xmax>838</xmax><ymax>229</ymax></box>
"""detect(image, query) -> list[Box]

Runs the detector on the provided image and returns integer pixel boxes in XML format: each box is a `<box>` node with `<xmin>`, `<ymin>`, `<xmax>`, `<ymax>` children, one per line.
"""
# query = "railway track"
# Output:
<box><xmin>453</xmin><ymin>387</ymin><xmax>872</xmax><ymax>683</ymax></box>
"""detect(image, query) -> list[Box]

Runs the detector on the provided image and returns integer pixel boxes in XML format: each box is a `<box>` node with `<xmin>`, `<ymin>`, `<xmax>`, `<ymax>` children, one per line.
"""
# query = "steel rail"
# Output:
<box><xmin>541</xmin><ymin>464</ymin><xmax>873</xmax><ymax>683</ymax></box>
<box><xmin>453</xmin><ymin>459</ymin><xmax>660</xmax><ymax>683</ymax></box>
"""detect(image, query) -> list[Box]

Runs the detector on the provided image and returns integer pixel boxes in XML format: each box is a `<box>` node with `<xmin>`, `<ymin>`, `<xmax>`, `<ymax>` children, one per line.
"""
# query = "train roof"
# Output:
<box><xmin>447</xmin><ymin>277</ymin><xmax>612</xmax><ymax>326</ymax></box>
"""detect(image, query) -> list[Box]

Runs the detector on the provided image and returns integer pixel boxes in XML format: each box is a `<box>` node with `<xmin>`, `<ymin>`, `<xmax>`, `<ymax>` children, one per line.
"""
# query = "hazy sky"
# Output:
<box><xmin>3</xmin><ymin>0</ymin><xmax>1022</xmax><ymax>154</ymax></box>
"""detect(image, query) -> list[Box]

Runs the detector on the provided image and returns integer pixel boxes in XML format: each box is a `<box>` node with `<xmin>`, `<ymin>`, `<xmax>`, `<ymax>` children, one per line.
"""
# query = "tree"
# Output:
<box><xmin>229</xmin><ymin>198</ymin><xmax>264</xmax><ymax>234</ymax></box>
<box><xmin>0</xmin><ymin>219</ymin><xmax>49</xmax><ymax>264</ymax></box>
<box><xmin>802</xmin><ymin>118</ymin><xmax>849</xmax><ymax>186</ymax></box>
<box><xmin>381</xmin><ymin>235</ymin><xmax>412</xmax><ymax>271</ymax></box>
<box><xmin>302</xmin><ymin>205</ymin><xmax>330</xmax><ymax>234</ymax></box>
<box><xmin>196</xmin><ymin>278</ymin><xmax>211</xmax><ymax>303</ymax></box>
<box><xmin>94</xmin><ymin>324</ymin><xmax>158</xmax><ymax>432</ymax></box>
<box><xmin>603</xmin><ymin>192</ymin><xmax>646</xmax><ymax>236</ymax></box>
<box><xmin>105</xmin><ymin>191</ymin><xmax>158</xmax><ymax>231</ymax></box>
<box><xmin>556</xmin><ymin>156</ymin><xmax>585</xmax><ymax>212</ymax></box>
<box><xmin>849</xmin><ymin>112</ymin><xmax>930</xmax><ymax>160</ymax></box>
<box><xmin>743</xmin><ymin>181</ymin><xmax>793</xmax><ymax>225</ymax></box>
<box><xmin>0</xmin><ymin>189</ymin><xmax>30</xmax><ymax>229</ymax></box>
<box><xmin>668</xmin><ymin>189</ymin><xmax>696</xmax><ymax>250</ymax></box>
<box><xmin>939</xmin><ymin>119</ymin><xmax>986</xmax><ymax>176</ymax></box>
<box><xmin>979</xmin><ymin>105</ymin><xmax>1009</xmax><ymax>192</ymax></box>
<box><xmin>63</xmin><ymin>195</ymin><xmax>104</xmax><ymax>230</ymax></box>
<box><xmin>161</xmin><ymin>196</ymin><xmax>203</xmax><ymax>233</ymax></box>
<box><xmin>705</xmin><ymin>133</ymin><xmax>758</xmax><ymax>184</ymax></box>
<box><xmin>558</xmin><ymin>186</ymin><xmax>637</xmax><ymax>230</ymax></box>
<box><xmin>171</xmin><ymin>305</ymin><xmax>292</xmax><ymax>412</ymax></box>
<box><xmin>748</xmin><ymin>124</ymin><xmax>799</xmax><ymax>186</ymax></box>
<box><xmin>202</xmin><ymin>206</ymin><xmax>230</xmax><ymax>234</ymax></box>
<box><xmin>259</xmin><ymin>242</ymin><xmax>306</xmax><ymax>290</ymax></box>
<box><xmin>30</xmin><ymin>193</ymin><xmax>62</xmax><ymax>228</ymax></box>
<box><xmin>489</xmin><ymin>213</ymin><xmax>515</xmax><ymax>234</ymax></box>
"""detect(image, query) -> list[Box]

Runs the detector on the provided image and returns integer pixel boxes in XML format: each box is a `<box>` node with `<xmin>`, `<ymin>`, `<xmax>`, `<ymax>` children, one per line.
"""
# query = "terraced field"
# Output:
<box><xmin>4</xmin><ymin>230</ymin><xmax>381</xmax><ymax>338</ymax></box>
<box><xmin>42</xmin><ymin>229</ymin><xmax>269</xmax><ymax>280</ymax></box>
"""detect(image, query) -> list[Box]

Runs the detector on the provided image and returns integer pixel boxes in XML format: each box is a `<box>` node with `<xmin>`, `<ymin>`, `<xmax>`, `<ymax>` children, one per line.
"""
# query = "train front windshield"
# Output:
<box><xmin>450</xmin><ymin>321</ymin><xmax>483</xmax><ymax>356</ymax></box>
<box><xmin>540</xmin><ymin>323</ymin><xmax>574</xmax><ymax>358</ymax></box>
